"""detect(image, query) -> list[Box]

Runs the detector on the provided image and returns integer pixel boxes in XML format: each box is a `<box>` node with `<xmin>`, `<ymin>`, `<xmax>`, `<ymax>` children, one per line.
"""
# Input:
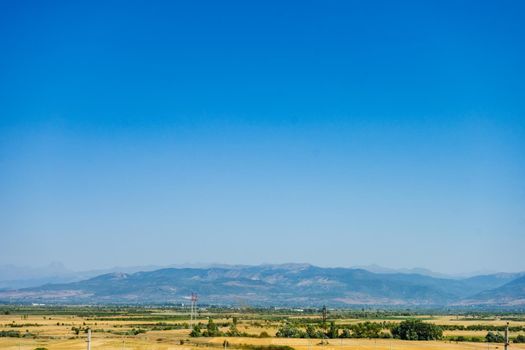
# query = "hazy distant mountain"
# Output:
<box><xmin>0</xmin><ymin>263</ymin><xmax>167</xmax><ymax>289</ymax></box>
<box><xmin>0</xmin><ymin>262</ymin><xmax>71</xmax><ymax>280</ymax></box>
<box><xmin>1</xmin><ymin>264</ymin><xmax>523</xmax><ymax>307</ymax></box>
<box><xmin>0</xmin><ymin>263</ymin><xmax>77</xmax><ymax>289</ymax></box>
<box><xmin>354</xmin><ymin>264</ymin><xmax>455</xmax><ymax>279</ymax></box>
<box><xmin>460</xmin><ymin>272</ymin><xmax>525</xmax><ymax>293</ymax></box>
<box><xmin>0</xmin><ymin>263</ymin><xmax>257</xmax><ymax>290</ymax></box>
<box><xmin>459</xmin><ymin>275</ymin><xmax>525</xmax><ymax>306</ymax></box>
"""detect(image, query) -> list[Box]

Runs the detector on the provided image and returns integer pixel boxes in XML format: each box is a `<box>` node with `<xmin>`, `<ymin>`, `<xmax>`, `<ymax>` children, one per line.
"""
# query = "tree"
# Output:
<box><xmin>227</xmin><ymin>323</ymin><xmax>241</xmax><ymax>337</ymax></box>
<box><xmin>306</xmin><ymin>324</ymin><xmax>320</xmax><ymax>338</ymax></box>
<box><xmin>352</xmin><ymin>322</ymin><xmax>382</xmax><ymax>338</ymax></box>
<box><xmin>514</xmin><ymin>334</ymin><xmax>525</xmax><ymax>343</ymax></box>
<box><xmin>486</xmin><ymin>332</ymin><xmax>504</xmax><ymax>343</ymax></box>
<box><xmin>328</xmin><ymin>321</ymin><xmax>338</xmax><ymax>339</ymax></box>
<box><xmin>276</xmin><ymin>323</ymin><xmax>305</xmax><ymax>338</ymax></box>
<box><xmin>391</xmin><ymin>320</ymin><xmax>442</xmax><ymax>341</ymax></box>
<box><xmin>340</xmin><ymin>328</ymin><xmax>352</xmax><ymax>338</ymax></box>
<box><xmin>204</xmin><ymin>319</ymin><xmax>222</xmax><ymax>337</ymax></box>
<box><xmin>189</xmin><ymin>324</ymin><xmax>202</xmax><ymax>337</ymax></box>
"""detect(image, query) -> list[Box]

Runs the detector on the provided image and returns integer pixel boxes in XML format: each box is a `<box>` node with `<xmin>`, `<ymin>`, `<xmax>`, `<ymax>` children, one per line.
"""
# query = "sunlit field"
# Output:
<box><xmin>1</xmin><ymin>307</ymin><xmax>525</xmax><ymax>350</ymax></box>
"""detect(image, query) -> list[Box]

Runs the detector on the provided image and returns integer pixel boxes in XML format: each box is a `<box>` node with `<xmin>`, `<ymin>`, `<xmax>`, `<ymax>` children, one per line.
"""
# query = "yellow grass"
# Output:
<box><xmin>2</xmin><ymin>313</ymin><xmax>525</xmax><ymax>350</ymax></box>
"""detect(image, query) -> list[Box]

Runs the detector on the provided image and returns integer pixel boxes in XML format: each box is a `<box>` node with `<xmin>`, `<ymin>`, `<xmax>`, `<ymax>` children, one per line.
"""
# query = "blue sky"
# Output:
<box><xmin>1</xmin><ymin>0</ymin><xmax>524</xmax><ymax>273</ymax></box>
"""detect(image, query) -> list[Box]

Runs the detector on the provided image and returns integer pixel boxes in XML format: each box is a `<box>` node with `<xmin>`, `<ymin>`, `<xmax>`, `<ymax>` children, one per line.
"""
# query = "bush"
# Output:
<box><xmin>486</xmin><ymin>332</ymin><xmax>504</xmax><ymax>343</ymax></box>
<box><xmin>348</xmin><ymin>321</ymin><xmax>383</xmax><ymax>338</ymax></box>
<box><xmin>227</xmin><ymin>324</ymin><xmax>242</xmax><ymax>337</ymax></box>
<box><xmin>451</xmin><ymin>336</ymin><xmax>466</xmax><ymax>342</ymax></box>
<box><xmin>238</xmin><ymin>345</ymin><xmax>294</xmax><ymax>350</ymax></box>
<box><xmin>203</xmin><ymin>319</ymin><xmax>223</xmax><ymax>337</ymax></box>
<box><xmin>306</xmin><ymin>324</ymin><xmax>325</xmax><ymax>338</ymax></box>
<box><xmin>276</xmin><ymin>323</ymin><xmax>306</xmax><ymax>338</ymax></box>
<box><xmin>391</xmin><ymin>320</ymin><xmax>442</xmax><ymax>341</ymax></box>
<box><xmin>0</xmin><ymin>330</ymin><xmax>21</xmax><ymax>338</ymax></box>
<box><xmin>129</xmin><ymin>328</ymin><xmax>146</xmax><ymax>335</ymax></box>
<box><xmin>189</xmin><ymin>324</ymin><xmax>202</xmax><ymax>337</ymax></box>
<box><xmin>514</xmin><ymin>334</ymin><xmax>525</xmax><ymax>343</ymax></box>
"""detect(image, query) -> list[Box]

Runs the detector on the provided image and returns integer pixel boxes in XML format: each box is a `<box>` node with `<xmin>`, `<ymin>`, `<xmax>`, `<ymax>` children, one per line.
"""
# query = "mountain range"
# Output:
<box><xmin>0</xmin><ymin>264</ymin><xmax>523</xmax><ymax>307</ymax></box>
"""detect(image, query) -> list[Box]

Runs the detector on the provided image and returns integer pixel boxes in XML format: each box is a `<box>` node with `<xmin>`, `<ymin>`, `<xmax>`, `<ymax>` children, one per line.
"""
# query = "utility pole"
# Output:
<box><xmin>87</xmin><ymin>328</ymin><xmax>91</xmax><ymax>350</ymax></box>
<box><xmin>504</xmin><ymin>322</ymin><xmax>510</xmax><ymax>350</ymax></box>
<box><xmin>190</xmin><ymin>292</ymin><xmax>198</xmax><ymax>326</ymax></box>
<box><xmin>322</xmin><ymin>305</ymin><xmax>327</xmax><ymax>329</ymax></box>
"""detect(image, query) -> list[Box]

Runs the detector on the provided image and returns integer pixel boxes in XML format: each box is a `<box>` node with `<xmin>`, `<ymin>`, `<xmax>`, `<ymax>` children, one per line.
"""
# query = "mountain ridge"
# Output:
<box><xmin>0</xmin><ymin>264</ymin><xmax>523</xmax><ymax>307</ymax></box>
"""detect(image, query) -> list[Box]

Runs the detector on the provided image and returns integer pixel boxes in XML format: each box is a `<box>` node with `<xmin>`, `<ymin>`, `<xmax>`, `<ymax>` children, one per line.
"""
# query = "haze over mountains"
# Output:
<box><xmin>0</xmin><ymin>262</ymin><xmax>504</xmax><ymax>289</ymax></box>
<box><xmin>0</xmin><ymin>264</ymin><xmax>523</xmax><ymax>308</ymax></box>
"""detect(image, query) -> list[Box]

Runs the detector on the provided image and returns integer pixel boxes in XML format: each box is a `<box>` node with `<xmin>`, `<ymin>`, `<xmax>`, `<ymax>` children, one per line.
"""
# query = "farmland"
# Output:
<box><xmin>1</xmin><ymin>306</ymin><xmax>525</xmax><ymax>350</ymax></box>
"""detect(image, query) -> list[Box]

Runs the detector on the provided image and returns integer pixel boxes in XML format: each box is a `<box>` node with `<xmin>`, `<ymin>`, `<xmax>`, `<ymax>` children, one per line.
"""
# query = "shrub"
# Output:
<box><xmin>391</xmin><ymin>320</ymin><xmax>442</xmax><ymax>341</ymax></box>
<box><xmin>486</xmin><ymin>332</ymin><xmax>505</xmax><ymax>343</ymax></box>
<box><xmin>276</xmin><ymin>323</ymin><xmax>306</xmax><ymax>338</ymax></box>
<box><xmin>189</xmin><ymin>324</ymin><xmax>202</xmax><ymax>337</ymax></box>
<box><xmin>514</xmin><ymin>334</ymin><xmax>525</xmax><ymax>343</ymax></box>
<box><xmin>0</xmin><ymin>330</ymin><xmax>21</xmax><ymax>338</ymax></box>
<box><xmin>203</xmin><ymin>319</ymin><xmax>223</xmax><ymax>337</ymax></box>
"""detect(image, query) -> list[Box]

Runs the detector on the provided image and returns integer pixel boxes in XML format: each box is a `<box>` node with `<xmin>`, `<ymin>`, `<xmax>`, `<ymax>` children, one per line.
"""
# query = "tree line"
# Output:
<box><xmin>276</xmin><ymin>319</ymin><xmax>442</xmax><ymax>340</ymax></box>
<box><xmin>190</xmin><ymin>319</ymin><xmax>443</xmax><ymax>341</ymax></box>
<box><xmin>189</xmin><ymin>318</ymin><xmax>524</xmax><ymax>343</ymax></box>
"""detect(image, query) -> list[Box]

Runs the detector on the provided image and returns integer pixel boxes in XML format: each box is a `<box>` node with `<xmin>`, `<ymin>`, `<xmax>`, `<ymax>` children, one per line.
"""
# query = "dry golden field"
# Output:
<box><xmin>1</xmin><ymin>309</ymin><xmax>525</xmax><ymax>350</ymax></box>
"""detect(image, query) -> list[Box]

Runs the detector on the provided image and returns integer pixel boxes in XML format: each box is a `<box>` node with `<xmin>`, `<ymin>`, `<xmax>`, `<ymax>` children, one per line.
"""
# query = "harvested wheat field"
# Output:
<box><xmin>1</xmin><ymin>307</ymin><xmax>525</xmax><ymax>350</ymax></box>
<box><xmin>2</xmin><ymin>334</ymin><xmax>525</xmax><ymax>350</ymax></box>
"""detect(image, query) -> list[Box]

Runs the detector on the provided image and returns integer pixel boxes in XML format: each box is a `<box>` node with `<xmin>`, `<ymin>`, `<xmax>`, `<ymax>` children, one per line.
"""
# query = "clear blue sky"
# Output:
<box><xmin>1</xmin><ymin>0</ymin><xmax>524</xmax><ymax>273</ymax></box>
